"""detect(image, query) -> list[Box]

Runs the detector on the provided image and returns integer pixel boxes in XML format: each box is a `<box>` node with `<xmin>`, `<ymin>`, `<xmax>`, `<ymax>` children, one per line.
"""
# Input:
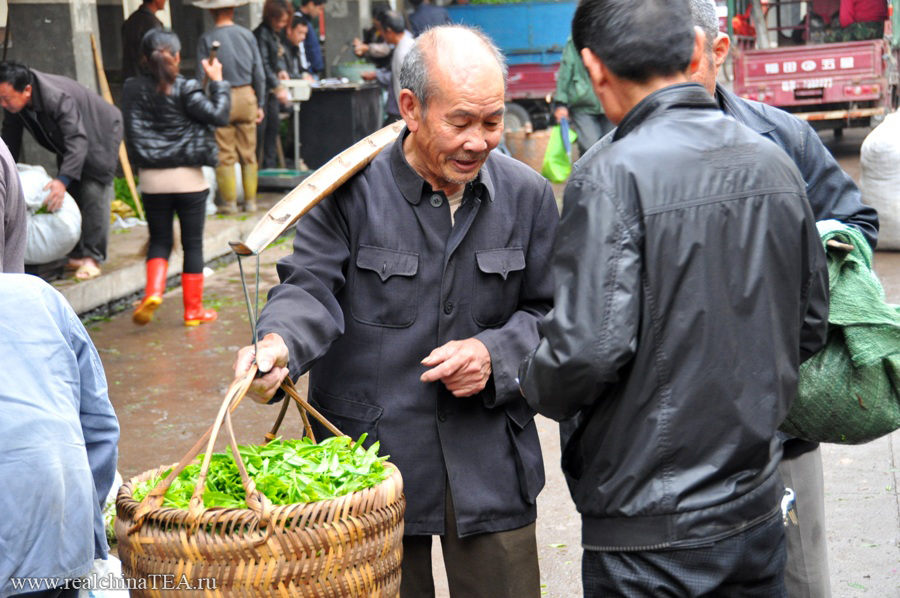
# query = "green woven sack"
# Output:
<box><xmin>541</xmin><ymin>123</ymin><xmax>577</xmax><ymax>184</ymax></box>
<box><xmin>780</xmin><ymin>222</ymin><xmax>900</xmax><ymax>444</ymax></box>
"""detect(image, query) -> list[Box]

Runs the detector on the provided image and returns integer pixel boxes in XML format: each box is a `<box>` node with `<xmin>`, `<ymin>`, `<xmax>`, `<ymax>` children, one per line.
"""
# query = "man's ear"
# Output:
<box><xmin>399</xmin><ymin>88</ymin><xmax>421</xmax><ymax>132</ymax></box>
<box><xmin>23</xmin><ymin>84</ymin><xmax>33</xmax><ymax>104</ymax></box>
<box><xmin>713</xmin><ymin>32</ymin><xmax>731</xmax><ymax>69</ymax></box>
<box><xmin>689</xmin><ymin>26</ymin><xmax>705</xmax><ymax>75</ymax></box>
<box><xmin>580</xmin><ymin>47</ymin><xmax>606</xmax><ymax>92</ymax></box>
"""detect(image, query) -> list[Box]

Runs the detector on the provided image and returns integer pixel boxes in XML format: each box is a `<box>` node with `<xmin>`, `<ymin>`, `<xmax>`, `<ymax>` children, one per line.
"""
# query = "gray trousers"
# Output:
<box><xmin>779</xmin><ymin>447</ymin><xmax>832</xmax><ymax>598</ymax></box>
<box><xmin>400</xmin><ymin>484</ymin><xmax>541</xmax><ymax>598</ymax></box>
<box><xmin>68</xmin><ymin>175</ymin><xmax>112</xmax><ymax>264</ymax></box>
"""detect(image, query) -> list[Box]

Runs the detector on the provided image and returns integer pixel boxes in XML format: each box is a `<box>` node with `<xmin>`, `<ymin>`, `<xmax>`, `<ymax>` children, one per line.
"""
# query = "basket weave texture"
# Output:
<box><xmin>114</xmin><ymin>369</ymin><xmax>405</xmax><ymax>597</ymax></box>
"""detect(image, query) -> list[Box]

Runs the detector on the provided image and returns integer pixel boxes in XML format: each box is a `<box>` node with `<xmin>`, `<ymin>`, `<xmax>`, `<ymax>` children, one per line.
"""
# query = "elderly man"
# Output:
<box><xmin>235</xmin><ymin>25</ymin><xmax>557</xmax><ymax>598</ymax></box>
<box><xmin>0</xmin><ymin>62</ymin><xmax>122</xmax><ymax>280</ymax></box>
<box><xmin>519</xmin><ymin>0</ymin><xmax>828</xmax><ymax>595</ymax></box>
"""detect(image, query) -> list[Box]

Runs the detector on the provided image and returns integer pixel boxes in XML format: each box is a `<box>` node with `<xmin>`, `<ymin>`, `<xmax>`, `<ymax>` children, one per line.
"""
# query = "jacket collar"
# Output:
<box><xmin>613</xmin><ymin>83</ymin><xmax>718</xmax><ymax>141</ymax></box>
<box><xmin>714</xmin><ymin>83</ymin><xmax>777</xmax><ymax>135</ymax></box>
<box><xmin>389</xmin><ymin>127</ymin><xmax>493</xmax><ymax>205</ymax></box>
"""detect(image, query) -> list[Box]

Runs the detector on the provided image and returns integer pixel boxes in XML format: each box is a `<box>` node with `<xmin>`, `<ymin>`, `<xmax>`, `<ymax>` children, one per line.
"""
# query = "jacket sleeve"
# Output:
<box><xmin>183</xmin><ymin>79</ymin><xmax>232</xmax><ymax>127</ymax></box>
<box><xmin>251</xmin><ymin>41</ymin><xmax>268</xmax><ymax>108</ymax></box>
<box><xmin>799</xmin><ymin>207</ymin><xmax>830</xmax><ymax>363</ymax></box>
<box><xmin>475</xmin><ymin>181</ymin><xmax>559</xmax><ymax>409</ymax></box>
<box><xmin>65</xmin><ymin>301</ymin><xmax>119</xmax><ymax>558</ymax></box>
<box><xmin>774</xmin><ymin>116</ymin><xmax>879</xmax><ymax>249</ymax></box>
<box><xmin>519</xmin><ymin>174</ymin><xmax>642</xmax><ymax>421</ymax></box>
<box><xmin>1</xmin><ymin>114</ymin><xmax>24</xmax><ymax>161</ymax></box>
<box><xmin>51</xmin><ymin>92</ymin><xmax>90</xmax><ymax>183</ymax></box>
<box><xmin>553</xmin><ymin>40</ymin><xmax>575</xmax><ymax>107</ymax></box>
<box><xmin>256</xmin><ymin>29</ymin><xmax>282</xmax><ymax>91</ymax></box>
<box><xmin>305</xmin><ymin>33</ymin><xmax>325</xmax><ymax>75</ymax></box>
<box><xmin>256</xmin><ymin>193</ymin><xmax>351</xmax><ymax>380</ymax></box>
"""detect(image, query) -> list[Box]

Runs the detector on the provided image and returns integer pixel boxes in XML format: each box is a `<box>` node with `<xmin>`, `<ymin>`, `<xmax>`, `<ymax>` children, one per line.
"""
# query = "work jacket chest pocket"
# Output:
<box><xmin>474</xmin><ymin>248</ymin><xmax>526</xmax><ymax>327</ymax></box>
<box><xmin>351</xmin><ymin>245</ymin><xmax>419</xmax><ymax>327</ymax></box>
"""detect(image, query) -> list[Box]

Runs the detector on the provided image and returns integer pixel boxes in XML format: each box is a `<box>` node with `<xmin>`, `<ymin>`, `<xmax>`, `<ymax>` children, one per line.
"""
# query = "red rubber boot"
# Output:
<box><xmin>132</xmin><ymin>258</ymin><xmax>168</xmax><ymax>325</ymax></box>
<box><xmin>182</xmin><ymin>272</ymin><xmax>218</xmax><ymax>326</ymax></box>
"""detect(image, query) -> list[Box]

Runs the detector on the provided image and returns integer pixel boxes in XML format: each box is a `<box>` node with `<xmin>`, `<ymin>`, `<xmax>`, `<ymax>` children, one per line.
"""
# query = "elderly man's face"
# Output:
<box><xmin>0</xmin><ymin>83</ymin><xmax>31</xmax><ymax>114</ymax></box>
<box><xmin>409</xmin><ymin>58</ymin><xmax>505</xmax><ymax>191</ymax></box>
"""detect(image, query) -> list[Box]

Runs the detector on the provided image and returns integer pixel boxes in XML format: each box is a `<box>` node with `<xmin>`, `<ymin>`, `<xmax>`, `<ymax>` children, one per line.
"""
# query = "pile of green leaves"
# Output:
<box><xmin>132</xmin><ymin>435</ymin><xmax>390</xmax><ymax>509</ymax></box>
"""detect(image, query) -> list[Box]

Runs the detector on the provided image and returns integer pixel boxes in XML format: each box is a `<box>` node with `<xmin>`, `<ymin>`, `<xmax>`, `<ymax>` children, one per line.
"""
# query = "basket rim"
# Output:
<box><xmin>116</xmin><ymin>460</ymin><xmax>403</xmax><ymax>528</ymax></box>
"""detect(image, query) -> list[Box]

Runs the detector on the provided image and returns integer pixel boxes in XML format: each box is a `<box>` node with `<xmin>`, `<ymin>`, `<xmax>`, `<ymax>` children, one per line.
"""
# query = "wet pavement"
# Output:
<box><xmin>66</xmin><ymin>127</ymin><xmax>899</xmax><ymax>597</ymax></box>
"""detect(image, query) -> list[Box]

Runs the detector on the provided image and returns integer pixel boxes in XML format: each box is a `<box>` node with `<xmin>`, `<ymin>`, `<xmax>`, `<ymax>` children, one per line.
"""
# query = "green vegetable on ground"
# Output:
<box><xmin>132</xmin><ymin>434</ymin><xmax>390</xmax><ymax>509</ymax></box>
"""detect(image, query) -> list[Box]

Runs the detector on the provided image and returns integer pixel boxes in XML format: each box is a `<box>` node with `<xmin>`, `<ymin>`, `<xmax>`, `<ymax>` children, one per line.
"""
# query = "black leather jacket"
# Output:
<box><xmin>121</xmin><ymin>76</ymin><xmax>230</xmax><ymax>169</ymax></box>
<box><xmin>520</xmin><ymin>84</ymin><xmax>829</xmax><ymax>551</ymax></box>
<box><xmin>254</xmin><ymin>23</ymin><xmax>287</xmax><ymax>93</ymax></box>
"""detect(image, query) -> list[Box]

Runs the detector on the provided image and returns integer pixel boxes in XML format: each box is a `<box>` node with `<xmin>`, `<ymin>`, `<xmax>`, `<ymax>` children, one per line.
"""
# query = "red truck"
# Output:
<box><xmin>729</xmin><ymin>0</ymin><xmax>899</xmax><ymax>134</ymax></box>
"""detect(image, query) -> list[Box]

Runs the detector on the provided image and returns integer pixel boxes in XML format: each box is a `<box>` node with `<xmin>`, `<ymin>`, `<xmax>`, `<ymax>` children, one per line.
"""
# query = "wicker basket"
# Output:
<box><xmin>114</xmin><ymin>367</ymin><xmax>405</xmax><ymax>597</ymax></box>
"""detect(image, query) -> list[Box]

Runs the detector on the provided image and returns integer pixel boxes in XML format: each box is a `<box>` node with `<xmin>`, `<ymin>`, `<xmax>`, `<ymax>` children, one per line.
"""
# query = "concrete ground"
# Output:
<box><xmin>58</xmin><ymin>128</ymin><xmax>899</xmax><ymax>596</ymax></box>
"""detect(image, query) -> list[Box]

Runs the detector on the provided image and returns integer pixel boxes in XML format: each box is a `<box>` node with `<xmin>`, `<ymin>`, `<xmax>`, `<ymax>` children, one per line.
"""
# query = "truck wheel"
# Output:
<box><xmin>503</xmin><ymin>103</ymin><xmax>531</xmax><ymax>133</ymax></box>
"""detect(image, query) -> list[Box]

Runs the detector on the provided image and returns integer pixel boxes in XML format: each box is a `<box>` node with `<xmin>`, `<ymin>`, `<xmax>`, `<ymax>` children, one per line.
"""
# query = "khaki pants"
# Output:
<box><xmin>215</xmin><ymin>85</ymin><xmax>258</xmax><ymax>167</ymax></box>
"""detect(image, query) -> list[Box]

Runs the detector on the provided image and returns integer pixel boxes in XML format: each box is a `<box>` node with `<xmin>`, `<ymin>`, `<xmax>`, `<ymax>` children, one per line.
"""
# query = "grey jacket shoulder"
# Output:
<box><xmin>716</xmin><ymin>85</ymin><xmax>879</xmax><ymax>248</ymax></box>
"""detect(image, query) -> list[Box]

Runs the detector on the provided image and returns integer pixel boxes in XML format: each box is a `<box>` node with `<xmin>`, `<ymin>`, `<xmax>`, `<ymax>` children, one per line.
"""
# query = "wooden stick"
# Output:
<box><xmin>89</xmin><ymin>34</ymin><xmax>145</xmax><ymax>221</ymax></box>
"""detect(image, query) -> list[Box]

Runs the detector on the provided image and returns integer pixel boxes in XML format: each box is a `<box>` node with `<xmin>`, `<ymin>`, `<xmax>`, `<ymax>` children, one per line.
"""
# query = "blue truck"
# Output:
<box><xmin>447</xmin><ymin>1</ymin><xmax>577</xmax><ymax>131</ymax></box>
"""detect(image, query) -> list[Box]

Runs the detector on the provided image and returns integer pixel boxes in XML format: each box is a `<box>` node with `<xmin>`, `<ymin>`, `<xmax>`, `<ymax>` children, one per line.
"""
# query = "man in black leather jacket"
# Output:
<box><xmin>519</xmin><ymin>0</ymin><xmax>829</xmax><ymax>595</ymax></box>
<box><xmin>574</xmin><ymin>3</ymin><xmax>880</xmax><ymax>594</ymax></box>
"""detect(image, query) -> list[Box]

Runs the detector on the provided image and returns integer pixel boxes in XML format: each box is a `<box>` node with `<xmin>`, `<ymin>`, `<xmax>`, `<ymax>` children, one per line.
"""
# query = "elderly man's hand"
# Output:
<box><xmin>420</xmin><ymin>339</ymin><xmax>492</xmax><ymax>397</ymax></box>
<box><xmin>233</xmin><ymin>333</ymin><xmax>291</xmax><ymax>404</ymax></box>
<box><xmin>43</xmin><ymin>178</ymin><xmax>66</xmax><ymax>212</ymax></box>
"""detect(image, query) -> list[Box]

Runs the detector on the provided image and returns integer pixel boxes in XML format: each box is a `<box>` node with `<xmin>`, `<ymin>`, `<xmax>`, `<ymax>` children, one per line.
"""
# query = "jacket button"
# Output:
<box><xmin>438</xmin><ymin>411</ymin><xmax>447</xmax><ymax>422</ymax></box>
<box><xmin>444</xmin><ymin>301</ymin><xmax>453</xmax><ymax>314</ymax></box>
<box><xmin>430</xmin><ymin>194</ymin><xmax>443</xmax><ymax>207</ymax></box>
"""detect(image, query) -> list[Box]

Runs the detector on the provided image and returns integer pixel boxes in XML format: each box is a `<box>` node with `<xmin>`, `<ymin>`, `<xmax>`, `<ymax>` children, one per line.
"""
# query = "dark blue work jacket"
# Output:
<box><xmin>257</xmin><ymin>130</ymin><xmax>559</xmax><ymax>536</ymax></box>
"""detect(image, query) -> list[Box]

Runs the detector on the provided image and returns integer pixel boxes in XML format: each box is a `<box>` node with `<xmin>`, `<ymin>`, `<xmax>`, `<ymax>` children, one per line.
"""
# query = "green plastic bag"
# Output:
<box><xmin>780</xmin><ymin>221</ymin><xmax>900</xmax><ymax>444</ymax></box>
<box><xmin>541</xmin><ymin>123</ymin><xmax>577</xmax><ymax>183</ymax></box>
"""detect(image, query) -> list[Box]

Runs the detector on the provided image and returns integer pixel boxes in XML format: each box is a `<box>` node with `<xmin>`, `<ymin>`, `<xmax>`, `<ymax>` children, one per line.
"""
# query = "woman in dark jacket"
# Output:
<box><xmin>254</xmin><ymin>0</ymin><xmax>292</xmax><ymax>170</ymax></box>
<box><xmin>122</xmin><ymin>29</ymin><xmax>230</xmax><ymax>326</ymax></box>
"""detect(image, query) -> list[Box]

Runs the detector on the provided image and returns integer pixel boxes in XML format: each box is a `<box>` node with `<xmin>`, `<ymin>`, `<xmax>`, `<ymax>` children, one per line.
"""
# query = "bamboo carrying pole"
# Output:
<box><xmin>89</xmin><ymin>34</ymin><xmax>145</xmax><ymax>221</ymax></box>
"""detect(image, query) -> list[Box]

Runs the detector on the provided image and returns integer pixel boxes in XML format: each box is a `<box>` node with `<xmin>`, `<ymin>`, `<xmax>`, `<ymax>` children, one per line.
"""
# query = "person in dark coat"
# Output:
<box><xmin>407</xmin><ymin>0</ymin><xmax>451</xmax><ymax>37</ymax></box>
<box><xmin>121</xmin><ymin>0</ymin><xmax>166</xmax><ymax>80</ymax></box>
<box><xmin>519</xmin><ymin>0</ymin><xmax>829</xmax><ymax>595</ymax></box>
<box><xmin>0</xmin><ymin>62</ymin><xmax>122</xmax><ymax>280</ymax></box>
<box><xmin>296</xmin><ymin>0</ymin><xmax>326</xmax><ymax>76</ymax></box>
<box><xmin>235</xmin><ymin>24</ymin><xmax>558</xmax><ymax>598</ymax></box>
<box><xmin>122</xmin><ymin>29</ymin><xmax>230</xmax><ymax>327</ymax></box>
<box><xmin>254</xmin><ymin>0</ymin><xmax>292</xmax><ymax>170</ymax></box>
<box><xmin>683</xmin><ymin>2</ymin><xmax>880</xmax><ymax>596</ymax></box>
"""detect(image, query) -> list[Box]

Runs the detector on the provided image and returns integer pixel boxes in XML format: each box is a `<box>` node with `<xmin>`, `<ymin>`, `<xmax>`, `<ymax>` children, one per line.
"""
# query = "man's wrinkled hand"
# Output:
<box><xmin>43</xmin><ymin>178</ymin><xmax>66</xmax><ymax>212</ymax></box>
<box><xmin>233</xmin><ymin>333</ymin><xmax>291</xmax><ymax>404</ymax></box>
<box><xmin>420</xmin><ymin>339</ymin><xmax>492</xmax><ymax>397</ymax></box>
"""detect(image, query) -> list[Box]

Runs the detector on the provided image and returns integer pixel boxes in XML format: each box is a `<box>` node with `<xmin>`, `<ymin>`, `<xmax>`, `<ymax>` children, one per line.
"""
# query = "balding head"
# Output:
<box><xmin>399</xmin><ymin>25</ymin><xmax>507</xmax><ymax>114</ymax></box>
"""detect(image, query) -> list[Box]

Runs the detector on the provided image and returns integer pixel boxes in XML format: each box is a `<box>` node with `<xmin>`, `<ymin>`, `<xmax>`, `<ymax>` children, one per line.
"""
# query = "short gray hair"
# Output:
<box><xmin>398</xmin><ymin>25</ymin><xmax>508</xmax><ymax>113</ymax></box>
<box><xmin>690</xmin><ymin>0</ymin><xmax>719</xmax><ymax>57</ymax></box>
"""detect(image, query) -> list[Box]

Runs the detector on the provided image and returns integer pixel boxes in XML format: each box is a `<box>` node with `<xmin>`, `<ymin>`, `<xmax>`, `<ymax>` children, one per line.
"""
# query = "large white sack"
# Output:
<box><xmin>17</xmin><ymin>164</ymin><xmax>82</xmax><ymax>265</ymax></box>
<box><xmin>860</xmin><ymin>112</ymin><xmax>900</xmax><ymax>250</ymax></box>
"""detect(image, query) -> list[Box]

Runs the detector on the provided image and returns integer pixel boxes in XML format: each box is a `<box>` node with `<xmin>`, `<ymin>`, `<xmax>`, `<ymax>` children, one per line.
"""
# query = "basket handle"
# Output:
<box><xmin>128</xmin><ymin>368</ymin><xmax>347</xmax><ymax>535</ymax></box>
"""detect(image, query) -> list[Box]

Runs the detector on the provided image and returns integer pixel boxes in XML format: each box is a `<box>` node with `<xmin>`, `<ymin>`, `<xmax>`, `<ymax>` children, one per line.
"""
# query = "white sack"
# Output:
<box><xmin>17</xmin><ymin>164</ymin><xmax>82</xmax><ymax>265</ymax></box>
<box><xmin>860</xmin><ymin>113</ymin><xmax>900</xmax><ymax>250</ymax></box>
